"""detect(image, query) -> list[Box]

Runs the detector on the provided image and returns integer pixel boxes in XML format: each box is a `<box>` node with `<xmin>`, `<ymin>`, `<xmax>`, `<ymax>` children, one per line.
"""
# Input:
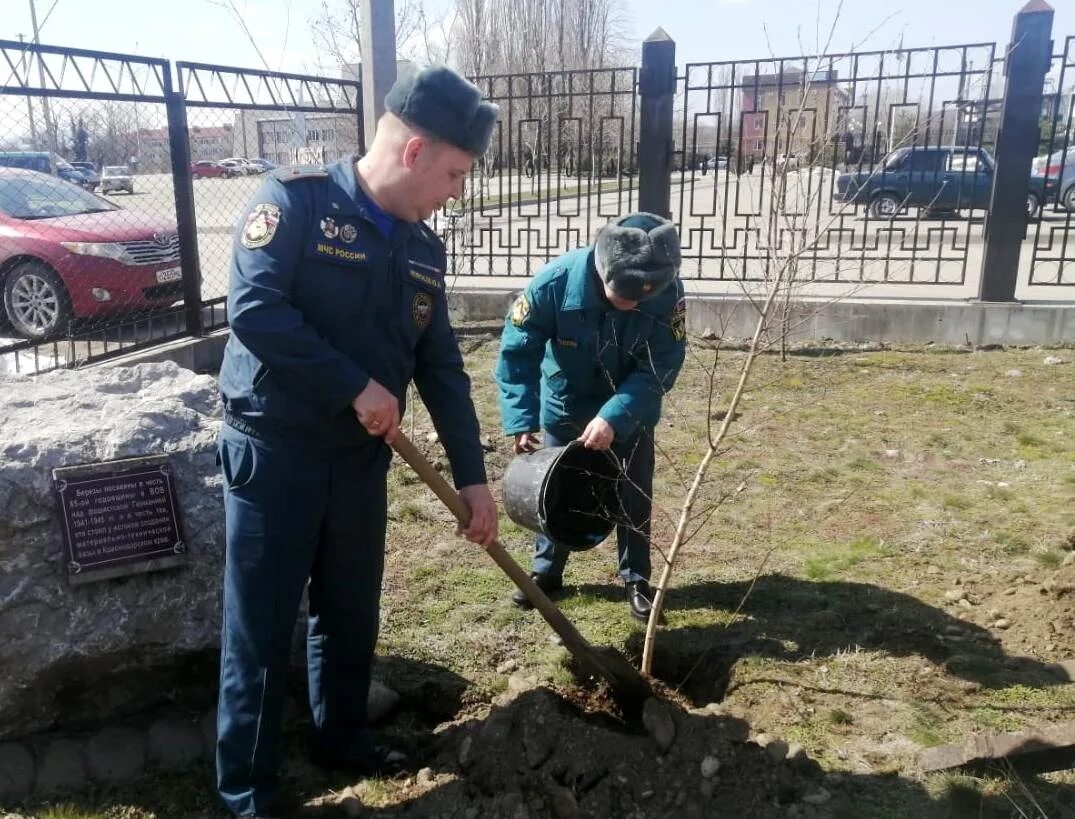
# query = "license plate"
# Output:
<box><xmin>156</xmin><ymin>267</ymin><xmax>182</xmax><ymax>284</ymax></box>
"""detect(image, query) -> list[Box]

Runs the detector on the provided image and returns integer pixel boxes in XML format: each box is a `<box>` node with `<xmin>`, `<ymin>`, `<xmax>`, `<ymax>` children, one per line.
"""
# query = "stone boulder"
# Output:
<box><xmin>0</xmin><ymin>362</ymin><xmax>224</xmax><ymax>739</ymax></box>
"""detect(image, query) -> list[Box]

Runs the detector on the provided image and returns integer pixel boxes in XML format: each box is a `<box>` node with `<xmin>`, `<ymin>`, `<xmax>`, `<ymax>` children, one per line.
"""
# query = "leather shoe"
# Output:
<box><xmin>511</xmin><ymin>573</ymin><xmax>564</xmax><ymax>608</ymax></box>
<box><xmin>311</xmin><ymin>744</ymin><xmax>407</xmax><ymax>777</ymax></box>
<box><xmin>626</xmin><ymin>580</ymin><xmax>655</xmax><ymax>622</ymax></box>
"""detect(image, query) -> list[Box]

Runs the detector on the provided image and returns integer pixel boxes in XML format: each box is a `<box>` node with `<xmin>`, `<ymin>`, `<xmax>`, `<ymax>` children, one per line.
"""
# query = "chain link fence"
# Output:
<box><xmin>0</xmin><ymin>42</ymin><xmax>186</xmax><ymax>371</ymax></box>
<box><xmin>176</xmin><ymin>63</ymin><xmax>363</xmax><ymax>325</ymax></box>
<box><xmin>0</xmin><ymin>41</ymin><xmax>361</xmax><ymax>375</ymax></box>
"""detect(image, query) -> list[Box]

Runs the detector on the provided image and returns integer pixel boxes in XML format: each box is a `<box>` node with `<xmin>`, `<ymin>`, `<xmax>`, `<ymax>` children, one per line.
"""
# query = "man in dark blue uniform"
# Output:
<box><xmin>494</xmin><ymin>213</ymin><xmax>686</xmax><ymax>622</ymax></box>
<box><xmin>215</xmin><ymin>66</ymin><xmax>499</xmax><ymax>819</ymax></box>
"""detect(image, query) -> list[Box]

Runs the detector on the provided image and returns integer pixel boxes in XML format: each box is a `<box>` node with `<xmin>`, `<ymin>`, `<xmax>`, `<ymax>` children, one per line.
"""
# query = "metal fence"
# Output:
<box><xmin>175</xmin><ymin>62</ymin><xmax>363</xmax><ymax>332</ymax></box>
<box><xmin>0</xmin><ymin>40</ymin><xmax>361</xmax><ymax>375</ymax></box>
<box><xmin>0</xmin><ymin>41</ymin><xmax>186</xmax><ymax>373</ymax></box>
<box><xmin>0</xmin><ymin>10</ymin><xmax>1072</xmax><ymax>377</ymax></box>
<box><xmin>1027</xmin><ymin>34</ymin><xmax>1075</xmax><ymax>286</ymax></box>
<box><xmin>672</xmin><ymin>43</ymin><xmax>1003</xmax><ymax>286</ymax></box>
<box><xmin>433</xmin><ymin>67</ymin><xmax>638</xmax><ymax>278</ymax></box>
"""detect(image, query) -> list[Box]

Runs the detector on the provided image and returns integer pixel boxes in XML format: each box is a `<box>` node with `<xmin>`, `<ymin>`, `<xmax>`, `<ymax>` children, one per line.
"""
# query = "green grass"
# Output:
<box><xmin>803</xmin><ymin>535</ymin><xmax>892</xmax><ymax>580</ymax></box>
<box><xmin>11</xmin><ymin>342</ymin><xmax>1075</xmax><ymax>818</ymax></box>
<box><xmin>37</xmin><ymin>808</ymin><xmax>101</xmax><ymax>819</ymax></box>
<box><xmin>828</xmin><ymin>708</ymin><xmax>855</xmax><ymax>726</ymax></box>
<box><xmin>451</xmin><ymin>178</ymin><xmax>629</xmax><ymax>211</ymax></box>
<box><xmin>907</xmin><ymin>702</ymin><xmax>950</xmax><ymax>748</ymax></box>
<box><xmin>970</xmin><ymin>707</ymin><xmax>1021</xmax><ymax>733</ymax></box>
<box><xmin>942</xmin><ymin>494</ymin><xmax>973</xmax><ymax>511</ymax></box>
<box><xmin>1033</xmin><ymin>550</ymin><xmax>1064</xmax><ymax>569</ymax></box>
<box><xmin>978</xmin><ymin>684</ymin><xmax>1075</xmax><ymax>710</ymax></box>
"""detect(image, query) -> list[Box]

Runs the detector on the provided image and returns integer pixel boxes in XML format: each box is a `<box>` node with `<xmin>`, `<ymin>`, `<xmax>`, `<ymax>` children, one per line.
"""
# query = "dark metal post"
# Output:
<box><xmin>979</xmin><ymin>0</ymin><xmax>1054</xmax><ymax>301</ymax></box>
<box><xmin>638</xmin><ymin>28</ymin><xmax>676</xmax><ymax>218</ymax></box>
<box><xmin>359</xmin><ymin>0</ymin><xmax>396</xmax><ymax>150</ymax></box>
<box><xmin>164</xmin><ymin>65</ymin><xmax>204</xmax><ymax>336</ymax></box>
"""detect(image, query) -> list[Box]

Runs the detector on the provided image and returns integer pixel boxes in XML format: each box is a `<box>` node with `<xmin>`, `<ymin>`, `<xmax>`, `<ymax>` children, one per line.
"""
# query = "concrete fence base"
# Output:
<box><xmin>100</xmin><ymin>293</ymin><xmax>1073</xmax><ymax>375</ymax></box>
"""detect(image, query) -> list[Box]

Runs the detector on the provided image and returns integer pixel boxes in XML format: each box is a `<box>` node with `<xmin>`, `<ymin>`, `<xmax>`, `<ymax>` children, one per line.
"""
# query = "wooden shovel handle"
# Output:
<box><xmin>390</xmin><ymin>432</ymin><xmax>600</xmax><ymax>659</ymax></box>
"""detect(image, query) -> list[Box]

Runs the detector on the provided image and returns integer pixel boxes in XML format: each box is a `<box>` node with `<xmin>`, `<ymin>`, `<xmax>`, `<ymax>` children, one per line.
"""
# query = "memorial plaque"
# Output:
<box><xmin>53</xmin><ymin>455</ymin><xmax>187</xmax><ymax>584</ymax></box>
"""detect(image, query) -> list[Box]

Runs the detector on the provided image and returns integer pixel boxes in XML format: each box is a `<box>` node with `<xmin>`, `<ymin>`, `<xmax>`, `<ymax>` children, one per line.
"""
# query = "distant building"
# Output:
<box><xmin>133</xmin><ymin>125</ymin><xmax>234</xmax><ymax>172</ymax></box>
<box><xmin>738</xmin><ymin>70</ymin><xmax>850</xmax><ymax>162</ymax></box>
<box><xmin>232</xmin><ymin>110</ymin><xmax>360</xmax><ymax>166</ymax></box>
<box><xmin>946</xmin><ymin>99</ymin><xmax>1002</xmax><ymax>150</ymax></box>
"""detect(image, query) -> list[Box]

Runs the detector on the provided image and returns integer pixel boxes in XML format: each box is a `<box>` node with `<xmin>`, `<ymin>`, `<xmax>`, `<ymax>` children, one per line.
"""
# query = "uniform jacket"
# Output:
<box><xmin>218</xmin><ymin>157</ymin><xmax>486</xmax><ymax>488</ymax></box>
<box><xmin>495</xmin><ymin>247</ymin><xmax>686</xmax><ymax>441</ymax></box>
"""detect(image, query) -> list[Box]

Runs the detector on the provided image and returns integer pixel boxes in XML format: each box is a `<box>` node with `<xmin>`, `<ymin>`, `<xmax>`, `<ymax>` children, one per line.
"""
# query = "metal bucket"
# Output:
<box><xmin>502</xmin><ymin>441</ymin><xmax>620</xmax><ymax>551</ymax></box>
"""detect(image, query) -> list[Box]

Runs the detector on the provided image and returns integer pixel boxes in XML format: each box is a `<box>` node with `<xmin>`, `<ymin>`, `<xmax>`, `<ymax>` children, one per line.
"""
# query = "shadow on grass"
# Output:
<box><xmin>567</xmin><ymin>574</ymin><xmax>1071</xmax><ymax>700</ymax></box>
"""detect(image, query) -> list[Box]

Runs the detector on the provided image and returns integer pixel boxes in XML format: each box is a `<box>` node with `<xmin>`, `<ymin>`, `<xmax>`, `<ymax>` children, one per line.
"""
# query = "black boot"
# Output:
<box><xmin>511</xmin><ymin>573</ymin><xmax>564</xmax><ymax>609</ymax></box>
<box><xmin>311</xmin><ymin>744</ymin><xmax>407</xmax><ymax>777</ymax></box>
<box><xmin>626</xmin><ymin>580</ymin><xmax>655</xmax><ymax>622</ymax></box>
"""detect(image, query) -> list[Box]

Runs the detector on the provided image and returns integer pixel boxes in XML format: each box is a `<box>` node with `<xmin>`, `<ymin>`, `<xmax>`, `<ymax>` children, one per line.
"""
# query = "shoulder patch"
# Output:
<box><xmin>241</xmin><ymin>203</ymin><xmax>282</xmax><ymax>249</ymax></box>
<box><xmin>671</xmin><ymin>297</ymin><xmax>686</xmax><ymax>342</ymax></box>
<box><xmin>272</xmin><ymin>165</ymin><xmax>329</xmax><ymax>183</ymax></box>
<box><xmin>510</xmin><ymin>293</ymin><xmax>531</xmax><ymax>327</ymax></box>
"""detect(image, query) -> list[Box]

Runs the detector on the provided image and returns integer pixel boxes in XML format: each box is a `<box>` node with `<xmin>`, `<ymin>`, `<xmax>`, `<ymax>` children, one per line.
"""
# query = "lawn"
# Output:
<box><xmin>6</xmin><ymin>340</ymin><xmax>1074</xmax><ymax>818</ymax></box>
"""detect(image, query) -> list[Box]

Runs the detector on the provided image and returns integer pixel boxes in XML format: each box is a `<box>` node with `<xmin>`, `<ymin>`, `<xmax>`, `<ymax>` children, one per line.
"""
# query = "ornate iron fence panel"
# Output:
<box><xmin>1027</xmin><ymin>34</ymin><xmax>1075</xmax><ymax>287</ymax></box>
<box><xmin>435</xmin><ymin>67</ymin><xmax>638</xmax><ymax>278</ymax></box>
<box><xmin>672</xmin><ymin>43</ymin><xmax>1001</xmax><ymax>287</ymax></box>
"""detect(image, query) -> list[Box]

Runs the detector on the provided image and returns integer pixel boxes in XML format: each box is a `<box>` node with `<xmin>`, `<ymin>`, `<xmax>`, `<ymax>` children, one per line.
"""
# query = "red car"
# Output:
<box><xmin>0</xmin><ymin>168</ymin><xmax>182</xmax><ymax>339</ymax></box>
<box><xmin>191</xmin><ymin>160</ymin><xmax>236</xmax><ymax>179</ymax></box>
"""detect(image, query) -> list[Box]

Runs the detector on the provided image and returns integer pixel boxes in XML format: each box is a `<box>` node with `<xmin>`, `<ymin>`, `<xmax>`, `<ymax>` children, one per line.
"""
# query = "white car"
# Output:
<box><xmin>219</xmin><ymin>157</ymin><xmax>263</xmax><ymax>176</ymax></box>
<box><xmin>776</xmin><ymin>153</ymin><xmax>801</xmax><ymax>171</ymax></box>
<box><xmin>100</xmin><ymin>165</ymin><xmax>134</xmax><ymax>194</ymax></box>
<box><xmin>1032</xmin><ymin>146</ymin><xmax>1075</xmax><ymax>212</ymax></box>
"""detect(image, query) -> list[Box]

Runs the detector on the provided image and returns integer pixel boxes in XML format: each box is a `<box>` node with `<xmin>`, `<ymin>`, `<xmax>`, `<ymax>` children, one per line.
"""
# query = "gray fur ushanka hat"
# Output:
<box><xmin>594</xmin><ymin>212</ymin><xmax>681</xmax><ymax>302</ymax></box>
<box><xmin>384</xmin><ymin>65</ymin><xmax>499</xmax><ymax>156</ymax></box>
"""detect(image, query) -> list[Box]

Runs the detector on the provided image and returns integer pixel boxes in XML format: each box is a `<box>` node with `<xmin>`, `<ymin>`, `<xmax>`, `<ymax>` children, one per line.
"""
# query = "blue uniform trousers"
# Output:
<box><xmin>531</xmin><ymin>429</ymin><xmax>654</xmax><ymax>583</ymax></box>
<box><xmin>216</xmin><ymin>422</ymin><xmax>390</xmax><ymax>817</ymax></box>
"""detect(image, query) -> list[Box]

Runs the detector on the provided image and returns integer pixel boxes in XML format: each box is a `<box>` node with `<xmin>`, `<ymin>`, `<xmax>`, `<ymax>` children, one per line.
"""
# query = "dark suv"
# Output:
<box><xmin>834</xmin><ymin>146</ymin><xmax>996</xmax><ymax>218</ymax></box>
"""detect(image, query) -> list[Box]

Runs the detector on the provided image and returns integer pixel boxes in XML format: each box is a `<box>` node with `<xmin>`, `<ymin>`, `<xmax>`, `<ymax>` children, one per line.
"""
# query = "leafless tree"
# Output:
<box><xmin>637</xmin><ymin>6</ymin><xmax>1000</xmax><ymax>674</ymax></box>
<box><xmin>450</xmin><ymin>0</ymin><xmax>630</xmax><ymax>76</ymax></box>
<box><xmin>308</xmin><ymin>0</ymin><xmax>430</xmax><ymax>69</ymax></box>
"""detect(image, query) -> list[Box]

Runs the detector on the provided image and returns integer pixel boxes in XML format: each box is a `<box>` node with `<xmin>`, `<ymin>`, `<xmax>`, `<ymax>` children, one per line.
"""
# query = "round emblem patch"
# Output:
<box><xmin>412</xmin><ymin>292</ymin><xmax>433</xmax><ymax>330</ymax></box>
<box><xmin>340</xmin><ymin>222</ymin><xmax>358</xmax><ymax>244</ymax></box>
<box><xmin>320</xmin><ymin>216</ymin><xmax>339</xmax><ymax>239</ymax></box>
<box><xmin>241</xmin><ymin>204</ymin><xmax>282</xmax><ymax>249</ymax></box>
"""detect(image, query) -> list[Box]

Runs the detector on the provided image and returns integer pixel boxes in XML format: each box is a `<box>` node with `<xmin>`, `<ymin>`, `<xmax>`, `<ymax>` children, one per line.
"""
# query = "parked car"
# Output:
<box><xmin>704</xmin><ymin>156</ymin><xmax>729</xmax><ymax>171</ymax></box>
<box><xmin>1031</xmin><ymin>146</ymin><xmax>1075</xmax><ymax>213</ymax></box>
<box><xmin>70</xmin><ymin>161</ymin><xmax>101</xmax><ymax>191</ymax></box>
<box><xmin>834</xmin><ymin>146</ymin><xmax>997</xmax><ymax>218</ymax></box>
<box><xmin>776</xmin><ymin>153</ymin><xmax>801</xmax><ymax>171</ymax></box>
<box><xmin>190</xmin><ymin>160</ymin><xmax>236</xmax><ymax>179</ymax></box>
<box><xmin>219</xmin><ymin>157</ymin><xmax>261</xmax><ymax>175</ymax></box>
<box><xmin>246</xmin><ymin>158</ymin><xmax>278</xmax><ymax>174</ymax></box>
<box><xmin>100</xmin><ymin>165</ymin><xmax>135</xmax><ymax>195</ymax></box>
<box><xmin>0</xmin><ymin>151</ymin><xmax>95</xmax><ymax>191</ymax></box>
<box><xmin>0</xmin><ymin>168</ymin><xmax>181</xmax><ymax>339</ymax></box>
<box><xmin>56</xmin><ymin>164</ymin><xmax>94</xmax><ymax>190</ymax></box>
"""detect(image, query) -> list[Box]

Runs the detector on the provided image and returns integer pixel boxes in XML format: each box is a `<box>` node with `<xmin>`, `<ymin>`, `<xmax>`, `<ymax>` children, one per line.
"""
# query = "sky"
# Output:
<box><xmin>1</xmin><ymin>0</ymin><xmax>1072</xmax><ymax>80</ymax></box>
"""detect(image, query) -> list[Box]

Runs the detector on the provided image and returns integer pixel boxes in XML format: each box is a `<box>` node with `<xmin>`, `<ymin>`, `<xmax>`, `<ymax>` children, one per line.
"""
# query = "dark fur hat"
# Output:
<box><xmin>384</xmin><ymin>65</ymin><xmax>498</xmax><ymax>156</ymax></box>
<box><xmin>594</xmin><ymin>212</ymin><xmax>681</xmax><ymax>302</ymax></box>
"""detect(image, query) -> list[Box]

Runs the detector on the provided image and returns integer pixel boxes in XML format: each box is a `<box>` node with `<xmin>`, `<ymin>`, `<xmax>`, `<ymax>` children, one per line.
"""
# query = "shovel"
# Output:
<box><xmin>391</xmin><ymin>431</ymin><xmax>652</xmax><ymax>706</ymax></box>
